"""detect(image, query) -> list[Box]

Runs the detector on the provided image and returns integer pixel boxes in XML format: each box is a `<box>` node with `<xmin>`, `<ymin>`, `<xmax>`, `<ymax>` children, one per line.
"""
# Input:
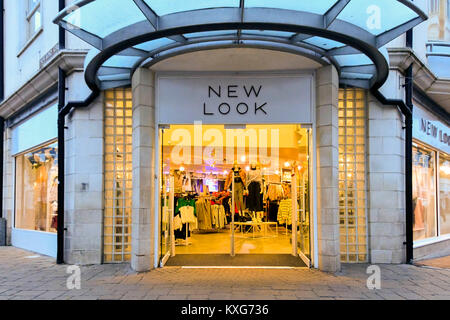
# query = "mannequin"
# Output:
<box><xmin>225</xmin><ymin>161</ymin><xmax>246</xmax><ymax>216</ymax></box>
<box><xmin>246</xmin><ymin>162</ymin><xmax>264</xmax><ymax>221</ymax></box>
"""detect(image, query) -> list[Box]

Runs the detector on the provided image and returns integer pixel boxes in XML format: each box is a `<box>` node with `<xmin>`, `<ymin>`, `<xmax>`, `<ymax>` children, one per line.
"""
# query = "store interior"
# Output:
<box><xmin>15</xmin><ymin>142</ymin><xmax>58</xmax><ymax>233</ymax></box>
<box><xmin>159</xmin><ymin>124</ymin><xmax>311</xmax><ymax>260</ymax></box>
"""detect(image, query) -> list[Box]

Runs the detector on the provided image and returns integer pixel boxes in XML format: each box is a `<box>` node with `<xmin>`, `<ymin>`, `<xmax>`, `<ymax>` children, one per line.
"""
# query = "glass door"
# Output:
<box><xmin>160</xmin><ymin>128</ymin><xmax>175</xmax><ymax>266</ymax></box>
<box><xmin>297</xmin><ymin>128</ymin><xmax>312</xmax><ymax>267</ymax></box>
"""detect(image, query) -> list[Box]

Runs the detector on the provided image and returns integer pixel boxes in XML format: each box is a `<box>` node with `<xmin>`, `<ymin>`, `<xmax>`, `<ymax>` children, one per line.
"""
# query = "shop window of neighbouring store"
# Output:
<box><xmin>103</xmin><ymin>88</ymin><xmax>133</xmax><ymax>262</ymax></box>
<box><xmin>439</xmin><ymin>153</ymin><xmax>450</xmax><ymax>235</ymax></box>
<box><xmin>15</xmin><ymin>142</ymin><xmax>58</xmax><ymax>233</ymax></box>
<box><xmin>413</xmin><ymin>144</ymin><xmax>437</xmax><ymax>241</ymax></box>
<box><xmin>338</xmin><ymin>88</ymin><xmax>368</xmax><ymax>263</ymax></box>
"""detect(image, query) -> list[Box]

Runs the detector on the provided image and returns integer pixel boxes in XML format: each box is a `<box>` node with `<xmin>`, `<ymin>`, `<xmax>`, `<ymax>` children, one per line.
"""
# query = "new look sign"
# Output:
<box><xmin>157</xmin><ymin>74</ymin><xmax>313</xmax><ymax>124</ymax></box>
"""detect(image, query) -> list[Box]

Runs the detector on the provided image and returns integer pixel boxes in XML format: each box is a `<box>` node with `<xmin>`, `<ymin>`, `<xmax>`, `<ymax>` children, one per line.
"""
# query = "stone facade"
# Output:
<box><xmin>367</xmin><ymin>95</ymin><xmax>406</xmax><ymax>264</ymax></box>
<box><xmin>315</xmin><ymin>65</ymin><xmax>341</xmax><ymax>272</ymax></box>
<box><xmin>2</xmin><ymin>128</ymin><xmax>13</xmax><ymax>245</ymax></box>
<box><xmin>131</xmin><ymin>68</ymin><xmax>156</xmax><ymax>271</ymax></box>
<box><xmin>64</xmin><ymin>94</ymin><xmax>104</xmax><ymax>265</ymax></box>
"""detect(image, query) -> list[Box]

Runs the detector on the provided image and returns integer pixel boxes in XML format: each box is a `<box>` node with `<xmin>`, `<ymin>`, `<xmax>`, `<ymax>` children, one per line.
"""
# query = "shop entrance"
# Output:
<box><xmin>158</xmin><ymin>123</ymin><xmax>312</xmax><ymax>267</ymax></box>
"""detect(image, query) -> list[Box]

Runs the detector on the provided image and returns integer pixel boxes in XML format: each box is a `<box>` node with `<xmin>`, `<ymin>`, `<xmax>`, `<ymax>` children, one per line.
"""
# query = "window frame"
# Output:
<box><xmin>13</xmin><ymin>139</ymin><xmax>58</xmax><ymax>234</ymax></box>
<box><xmin>25</xmin><ymin>0</ymin><xmax>42</xmax><ymax>41</ymax></box>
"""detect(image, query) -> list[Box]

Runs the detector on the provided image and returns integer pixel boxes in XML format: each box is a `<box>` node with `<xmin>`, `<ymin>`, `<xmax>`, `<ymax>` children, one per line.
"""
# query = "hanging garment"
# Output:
<box><xmin>247</xmin><ymin>181</ymin><xmax>263</xmax><ymax>212</ymax></box>
<box><xmin>176</xmin><ymin>198</ymin><xmax>196</xmax><ymax>216</ymax></box>
<box><xmin>174</xmin><ymin>215</ymin><xmax>183</xmax><ymax>231</ymax></box>
<box><xmin>183</xmin><ymin>174</ymin><xmax>192</xmax><ymax>192</ymax></box>
<box><xmin>179</xmin><ymin>205</ymin><xmax>198</xmax><ymax>230</ymax></box>
<box><xmin>278</xmin><ymin>199</ymin><xmax>293</xmax><ymax>225</ymax></box>
<box><xmin>218</xmin><ymin>205</ymin><xmax>227</xmax><ymax>228</ymax></box>
<box><xmin>173</xmin><ymin>171</ymin><xmax>184</xmax><ymax>194</ymax></box>
<box><xmin>268</xmin><ymin>201</ymin><xmax>279</xmax><ymax>222</ymax></box>
<box><xmin>266</xmin><ymin>184</ymin><xmax>284</xmax><ymax>201</ymax></box>
<box><xmin>211</xmin><ymin>204</ymin><xmax>219</xmax><ymax>228</ymax></box>
<box><xmin>196</xmin><ymin>198</ymin><xmax>213</xmax><ymax>230</ymax></box>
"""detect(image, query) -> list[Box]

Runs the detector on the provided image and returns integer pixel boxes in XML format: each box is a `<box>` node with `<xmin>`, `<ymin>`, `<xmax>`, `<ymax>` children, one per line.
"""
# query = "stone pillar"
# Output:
<box><xmin>131</xmin><ymin>68</ymin><xmax>155</xmax><ymax>272</ymax></box>
<box><xmin>2</xmin><ymin>128</ymin><xmax>13</xmax><ymax>245</ymax></box>
<box><xmin>64</xmin><ymin>94</ymin><xmax>104</xmax><ymax>265</ymax></box>
<box><xmin>367</xmin><ymin>95</ymin><xmax>406</xmax><ymax>264</ymax></box>
<box><xmin>316</xmin><ymin>65</ymin><xmax>340</xmax><ymax>272</ymax></box>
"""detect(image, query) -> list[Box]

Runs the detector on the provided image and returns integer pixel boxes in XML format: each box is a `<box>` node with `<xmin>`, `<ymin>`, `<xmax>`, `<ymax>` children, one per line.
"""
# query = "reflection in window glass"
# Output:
<box><xmin>413</xmin><ymin>145</ymin><xmax>437</xmax><ymax>240</ymax></box>
<box><xmin>15</xmin><ymin>142</ymin><xmax>58</xmax><ymax>233</ymax></box>
<box><xmin>439</xmin><ymin>153</ymin><xmax>450</xmax><ymax>235</ymax></box>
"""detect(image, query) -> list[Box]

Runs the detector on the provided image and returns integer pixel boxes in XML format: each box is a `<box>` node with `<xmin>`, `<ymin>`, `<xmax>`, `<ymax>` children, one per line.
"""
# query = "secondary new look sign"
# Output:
<box><xmin>157</xmin><ymin>74</ymin><xmax>313</xmax><ymax>124</ymax></box>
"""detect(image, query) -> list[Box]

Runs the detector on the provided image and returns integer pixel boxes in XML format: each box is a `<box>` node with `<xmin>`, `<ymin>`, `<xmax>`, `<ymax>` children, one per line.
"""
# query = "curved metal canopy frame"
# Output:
<box><xmin>54</xmin><ymin>0</ymin><xmax>427</xmax><ymax>91</ymax></box>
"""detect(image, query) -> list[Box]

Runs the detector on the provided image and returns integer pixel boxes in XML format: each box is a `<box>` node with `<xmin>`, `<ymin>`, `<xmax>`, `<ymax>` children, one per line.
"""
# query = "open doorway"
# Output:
<box><xmin>158</xmin><ymin>123</ymin><xmax>312</xmax><ymax>267</ymax></box>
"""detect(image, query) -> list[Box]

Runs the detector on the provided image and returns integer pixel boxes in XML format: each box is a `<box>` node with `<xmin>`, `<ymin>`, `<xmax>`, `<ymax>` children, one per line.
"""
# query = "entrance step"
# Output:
<box><xmin>165</xmin><ymin>254</ymin><xmax>307</xmax><ymax>267</ymax></box>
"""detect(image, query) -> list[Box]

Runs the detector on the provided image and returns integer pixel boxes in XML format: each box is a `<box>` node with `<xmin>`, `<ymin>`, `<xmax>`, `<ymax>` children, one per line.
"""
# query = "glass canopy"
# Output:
<box><xmin>54</xmin><ymin>0</ymin><xmax>427</xmax><ymax>91</ymax></box>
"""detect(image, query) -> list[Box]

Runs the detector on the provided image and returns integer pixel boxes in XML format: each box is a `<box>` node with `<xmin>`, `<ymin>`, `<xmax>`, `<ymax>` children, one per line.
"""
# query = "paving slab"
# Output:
<box><xmin>0</xmin><ymin>247</ymin><xmax>450</xmax><ymax>300</ymax></box>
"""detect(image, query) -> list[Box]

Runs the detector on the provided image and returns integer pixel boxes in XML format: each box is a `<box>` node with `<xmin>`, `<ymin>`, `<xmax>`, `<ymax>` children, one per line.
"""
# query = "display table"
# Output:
<box><xmin>234</xmin><ymin>221</ymin><xmax>278</xmax><ymax>239</ymax></box>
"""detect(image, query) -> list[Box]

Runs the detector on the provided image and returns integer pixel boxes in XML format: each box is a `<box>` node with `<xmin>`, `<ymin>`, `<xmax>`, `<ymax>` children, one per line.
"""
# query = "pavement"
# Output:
<box><xmin>0</xmin><ymin>247</ymin><xmax>449</xmax><ymax>300</ymax></box>
<box><xmin>415</xmin><ymin>255</ymin><xmax>450</xmax><ymax>269</ymax></box>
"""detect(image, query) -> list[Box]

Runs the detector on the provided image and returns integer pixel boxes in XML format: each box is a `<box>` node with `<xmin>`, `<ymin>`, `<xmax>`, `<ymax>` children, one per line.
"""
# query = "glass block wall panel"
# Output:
<box><xmin>103</xmin><ymin>88</ymin><xmax>133</xmax><ymax>263</ymax></box>
<box><xmin>338</xmin><ymin>88</ymin><xmax>368</xmax><ymax>263</ymax></box>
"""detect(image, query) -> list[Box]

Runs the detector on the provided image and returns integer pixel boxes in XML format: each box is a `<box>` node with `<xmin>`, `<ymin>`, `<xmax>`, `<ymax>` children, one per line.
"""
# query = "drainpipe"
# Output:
<box><xmin>370</xmin><ymin>29</ymin><xmax>414</xmax><ymax>264</ymax></box>
<box><xmin>0</xmin><ymin>0</ymin><xmax>5</xmax><ymax>246</ymax></box>
<box><xmin>56</xmin><ymin>67</ymin><xmax>99</xmax><ymax>264</ymax></box>
<box><xmin>57</xmin><ymin>69</ymin><xmax>66</xmax><ymax>264</ymax></box>
<box><xmin>57</xmin><ymin>0</ymin><xmax>102</xmax><ymax>264</ymax></box>
<box><xmin>404</xmin><ymin>64</ymin><xmax>414</xmax><ymax>264</ymax></box>
<box><xmin>58</xmin><ymin>0</ymin><xmax>65</xmax><ymax>50</ymax></box>
<box><xmin>405</xmin><ymin>29</ymin><xmax>414</xmax><ymax>264</ymax></box>
<box><xmin>56</xmin><ymin>0</ymin><xmax>66</xmax><ymax>264</ymax></box>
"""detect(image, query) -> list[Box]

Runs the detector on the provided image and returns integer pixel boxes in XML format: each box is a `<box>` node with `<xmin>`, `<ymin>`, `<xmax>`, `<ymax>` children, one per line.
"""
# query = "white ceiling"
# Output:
<box><xmin>151</xmin><ymin>48</ymin><xmax>324</xmax><ymax>72</ymax></box>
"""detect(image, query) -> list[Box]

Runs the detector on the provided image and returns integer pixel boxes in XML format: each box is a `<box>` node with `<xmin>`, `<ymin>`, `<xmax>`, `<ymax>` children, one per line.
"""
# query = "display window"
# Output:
<box><xmin>412</xmin><ymin>141</ymin><xmax>450</xmax><ymax>242</ymax></box>
<box><xmin>14</xmin><ymin>142</ymin><xmax>58</xmax><ymax>233</ymax></box>
<box><xmin>413</xmin><ymin>144</ymin><xmax>437</xmax><ymax>240</ymax></box>
<box><xmin>439</xmin><ymin>152</ymin><xmax>450</xmax><ymax>235</ymax></box>
<box><xmin>158</xmin><ymin>124</ymin><xmax>311</xmax><ymax>264</ymax></box>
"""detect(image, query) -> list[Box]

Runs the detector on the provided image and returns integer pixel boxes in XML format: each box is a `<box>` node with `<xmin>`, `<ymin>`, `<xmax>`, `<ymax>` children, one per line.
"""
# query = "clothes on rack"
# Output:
<box><xmin>268</xmin><ymin>201</ymin><xmax>279</xmax><ymax>222</ymax></box>
<box><xmin>182</xmin><ymin>173</ymin><xmax>192</xmax><ymax>192</ymax></box>
<box><xmin>266</xmin><ymin>183</ymin><xmax>284</xmax><ymax>201</ymax></box>
<box><xmin>173</xmin><ymin>170</ymin><xmax>184</xmax><ymax>194</ymax></box>
<box><xmin>196</xmin><ymin>197</ymin><xmax>213</xmax><ymax>230</ymax></box>
<box><xmin>179</xmin><ymin>206</ymin><xmax>197</xmax><ymax>229</ymax></box>
<box><xmin>277</xmin><ymin>198</ymin><xmax>293</xmax><ymax>225</ymax></box>
<box><xmin>174</xmin><ymin>196</ymin><xmax>197</xmax><ymax>239</ymax></box>
<box><xmin>211</xmin><ymin>204</ymin><xmax>227</xmax><ymax>229</ymax></box>
<box><xmin>174</xmin><ymin>215</ymin><xmax>182</xmax><ymax>231</ymax></box>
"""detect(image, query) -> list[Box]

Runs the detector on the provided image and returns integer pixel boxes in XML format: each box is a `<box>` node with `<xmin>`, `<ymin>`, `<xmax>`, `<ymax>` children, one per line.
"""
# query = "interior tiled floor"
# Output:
<box><xmin>173</xmin><ymin>226</ymin><xmax>292</xmax><ymax>254</ymax></box>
